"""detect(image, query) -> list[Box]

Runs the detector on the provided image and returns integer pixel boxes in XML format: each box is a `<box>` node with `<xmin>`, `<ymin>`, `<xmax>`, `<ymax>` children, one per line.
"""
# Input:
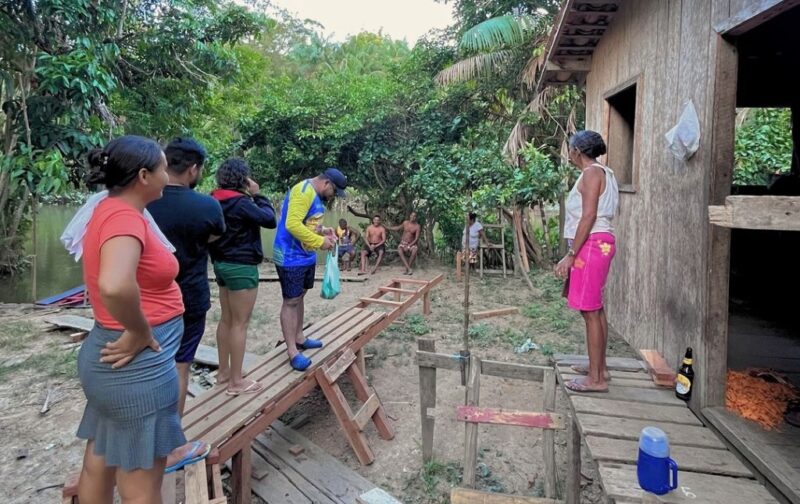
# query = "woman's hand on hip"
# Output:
<box><xmin>100</xmin><ymin>328</ymin><xmax>161</xmax><ymax>369</ymax></box>
<box><xmin>554</xmin><ymin>255</ymin><xmax>574</xmax><ymax>279</ymax></box>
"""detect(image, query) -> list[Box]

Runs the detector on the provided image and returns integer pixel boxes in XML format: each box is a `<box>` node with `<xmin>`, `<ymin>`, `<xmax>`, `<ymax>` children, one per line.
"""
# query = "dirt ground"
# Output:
<box><xmin>0</xmin><ymin>259</ymin><xmax>636</xmax><ymax>503</ymax></box>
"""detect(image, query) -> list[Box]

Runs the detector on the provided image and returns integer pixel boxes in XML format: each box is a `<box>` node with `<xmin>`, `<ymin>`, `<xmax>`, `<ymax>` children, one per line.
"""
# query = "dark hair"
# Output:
<box><xmin>468</xmin><ymin>212</ymin><xmax>477</xmax><ymax>221</ymax></box>
<box><xmin>569</xmin><ymin>130</ymin><xmax>607</xmax><ymax>158</ymax></box>
<box><xmin>373</xmin><ymin>214</ymin><xmax>381</xmax><ymax>220</ymax></box>
<box><xmin>339</xmin><ymin>218</ymin><xmax>347</xmax><ymax>227</ymax></box>
<box><xmin>216</xmin><ymin>158</ymin><xmax>250</xmax><ymax>190</ymax></box>
<box><xmin>165</xmin><ymin>137</ymin><xmax>207</xmax><ymax>174</ymax></box>
<box><xmin>86</xmin><ymin>135</ymin><xmax>164</xmax><ymax>191</ymax></box>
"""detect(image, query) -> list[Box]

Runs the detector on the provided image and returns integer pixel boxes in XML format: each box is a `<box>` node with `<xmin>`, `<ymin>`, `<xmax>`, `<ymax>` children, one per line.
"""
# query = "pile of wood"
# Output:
<box><xmin>726</xmin><ymin>369</ymin><xmax>799</xmax><ymax>430</ymax></box>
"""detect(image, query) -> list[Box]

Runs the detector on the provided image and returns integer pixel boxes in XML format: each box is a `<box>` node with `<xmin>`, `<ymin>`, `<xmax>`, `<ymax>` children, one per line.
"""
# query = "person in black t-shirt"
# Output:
<box><xmin>147</xmin><ymin>138</ymin><xmax>225</xmax><ymax>422</ymax></box>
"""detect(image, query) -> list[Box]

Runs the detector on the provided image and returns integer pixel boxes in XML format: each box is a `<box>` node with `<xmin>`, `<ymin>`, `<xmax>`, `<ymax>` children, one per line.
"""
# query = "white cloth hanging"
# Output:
<box><xmin>60</xmin><ymin>190</ymin><xmax>175</xmax><ymax>262</ymax></box>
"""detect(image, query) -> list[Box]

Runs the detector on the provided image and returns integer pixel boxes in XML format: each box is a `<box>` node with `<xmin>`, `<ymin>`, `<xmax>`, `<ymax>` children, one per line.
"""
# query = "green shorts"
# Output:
<box><xmin>213</xmin><ymin>261</ymin><xmax>259</xmax><ymax>291</ymax></box>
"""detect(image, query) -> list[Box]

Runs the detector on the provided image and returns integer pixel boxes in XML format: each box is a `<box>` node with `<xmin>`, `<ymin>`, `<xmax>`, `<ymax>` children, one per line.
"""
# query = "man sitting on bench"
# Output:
<box><xmin>359</xmin><ymin>215</ymin><xmax>387</xmax><ymax>276</ymax></box>
<box><xmin>387</xmin><ymin>211</ymin><xmax>421</xmax><ymax>275</ymax></box>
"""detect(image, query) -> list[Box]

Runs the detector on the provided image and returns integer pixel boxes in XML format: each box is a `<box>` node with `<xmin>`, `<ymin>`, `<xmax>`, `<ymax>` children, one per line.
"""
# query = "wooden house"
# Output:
<box><xmin>539</xmin><ymin>0</ymin><xmax>800</xmax><ymax>501</ymax></box>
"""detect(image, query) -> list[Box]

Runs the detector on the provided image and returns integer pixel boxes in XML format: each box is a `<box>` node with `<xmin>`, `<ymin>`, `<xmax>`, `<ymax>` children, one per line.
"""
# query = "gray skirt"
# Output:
<box><xmin>77</xmin><ymin>316</ymin><xmax>186</xmax><ymax>471</ymax></box>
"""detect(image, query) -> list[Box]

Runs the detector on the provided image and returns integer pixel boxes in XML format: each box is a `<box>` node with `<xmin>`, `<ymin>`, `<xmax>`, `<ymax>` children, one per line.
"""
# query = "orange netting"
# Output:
<box><xmin>726</xmin><ymin>369</ymin><xmax>799</xmax><ymax>430</ymax></box>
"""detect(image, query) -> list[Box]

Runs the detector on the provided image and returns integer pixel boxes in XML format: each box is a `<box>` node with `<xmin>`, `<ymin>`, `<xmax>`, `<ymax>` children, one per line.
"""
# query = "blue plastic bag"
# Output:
<box><xmin>321</xmin><ymin>246</ymin><xmax>341</xmax><ymax>299</ymax></box>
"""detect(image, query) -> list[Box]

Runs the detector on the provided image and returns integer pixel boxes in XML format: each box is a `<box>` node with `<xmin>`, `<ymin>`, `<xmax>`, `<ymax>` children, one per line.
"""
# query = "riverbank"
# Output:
<box><xmin>0</xmin><ymin>264</ymin><xmax>635</xmax><ymax>503</ymax></box>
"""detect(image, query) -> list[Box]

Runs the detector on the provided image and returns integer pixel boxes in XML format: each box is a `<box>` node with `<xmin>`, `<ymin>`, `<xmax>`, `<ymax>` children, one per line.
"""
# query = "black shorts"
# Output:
<box><xmin>175</xmin><ymin>311</ymin><xmax>207</xmax><ymax>363</ymax></box>
<box><xmin>364</xmin><ymin>243</ymin><xmax>386</xmax><ymax>257</ymax></box>
<box><xmin>275</xmin><ymin>265</ymin><xmax>316</xmax><ymax>299</ymax></box>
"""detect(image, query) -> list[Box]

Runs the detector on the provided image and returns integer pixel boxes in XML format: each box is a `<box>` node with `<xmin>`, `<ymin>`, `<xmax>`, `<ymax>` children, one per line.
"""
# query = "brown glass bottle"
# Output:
<box><xmin>675</xmin><ymin>347</ymin><xmax>694</xmax><ymax>401</ymax></box>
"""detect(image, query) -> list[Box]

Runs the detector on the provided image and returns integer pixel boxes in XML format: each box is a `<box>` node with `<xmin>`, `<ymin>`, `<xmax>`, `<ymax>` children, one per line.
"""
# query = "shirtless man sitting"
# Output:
<box><xmin>387</xmin><ymin>211</ymin><xmax>421</xmax><ymax>275</ymax></box>
<box><xmin>359</xmin><ymin>215</ymin><xmax>386</xmax><ymax>275</ymax></box>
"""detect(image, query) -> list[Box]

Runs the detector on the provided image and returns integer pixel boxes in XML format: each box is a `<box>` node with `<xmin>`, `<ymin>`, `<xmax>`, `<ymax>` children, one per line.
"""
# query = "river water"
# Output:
<box><xmin>0</xmin><ymin>204</ymin><xmax>362</xmax><ymax>304</ymax></box>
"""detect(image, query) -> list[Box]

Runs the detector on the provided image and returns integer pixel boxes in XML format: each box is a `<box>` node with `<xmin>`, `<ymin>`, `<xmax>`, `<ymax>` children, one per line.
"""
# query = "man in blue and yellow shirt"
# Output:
<box><xmin>273</xmin><ymin>168</ymin><xmax>346</xmax><ymax>370</ymax></box>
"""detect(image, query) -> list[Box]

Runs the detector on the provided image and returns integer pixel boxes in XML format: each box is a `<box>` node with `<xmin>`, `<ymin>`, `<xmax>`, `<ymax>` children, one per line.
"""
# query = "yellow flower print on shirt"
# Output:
<box><xmin>599</xmin><ymin>242</ymin><xmax>612</xmax><ymax>256</ymax></box>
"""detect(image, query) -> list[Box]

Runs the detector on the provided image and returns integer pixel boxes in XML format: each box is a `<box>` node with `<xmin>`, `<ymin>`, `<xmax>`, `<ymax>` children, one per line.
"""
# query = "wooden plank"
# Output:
<box><xmin>557</xmin><ymin>363</ymin><xmax>651</xmax><ymax>381</ymax></box>
<box><xmin>714</xmin><ymin>0</ymin><xmax>800</xmax><ymax>35</ymax></box>
<box><xmin>638</xmin><ymin>349</ymin><xmax>677</xmax><ymax>385</ymax></box>
<box><xmin>268</xmin><ymin>420</ymin><xmax>376</xmax><ymax>495</ymax></box>
<box><xmin>353</xmin><ymin>394</ymin><xmax>381</xmax><ymax>431</ymax></box>
<box><xmin>323</xmin><ymin>348</ymin><xmax>357</xmax><ymax>384</ymax></box>
<box><xmin>565</xmin><ymin>416</ymin><xmax>581</xmax><ymax>504</ymax></box>
<box><xmin>359</xmin><ymin>297</ymin><xmax>405</xmax><ymax>307</ymax></box>
<box><xmin>248</xmin><ymin>442</ymin><xmax>327</xmax><ymax>504</ymax></box>
<box><xmin>184</xmin><ymin>458</ymin><xmax>209</xmax><ymax>504</ymax></box>
<box><xmin>576</xmin><ymin>413</ymin><xmax>725</xmax><ymax>449</ymax></box>
<box><xmin>232</xmin><ymin>446</ymin><xmax>252</xmax><ymax>504</ymax></box>
<box><xmin>346</xmin><ymin>362</ymin><xmax>394</xmax><ymax>440</ymax></box>
<box><xmin>462</xmin><ymin>356</ymin><xmax>481</xmax><ymax>488</ymax></box>
<box><xmin>569</xmin><ymin>396</ymin><xmax>702</xmax><ymax>426</ymax></box>
<box><xmin>193</xmin><ymin>344</ymin><xmax>260</xmax><ymax>372</ymax></box>
<box><xmin>470</xmin><ymin>307</ymin><xmax>520</xmax><ymax>320</ymax></box>
<box><xmin>379</xmin><ymin>286</ymin><xmax>417</xmax><ymax>295</ymax></box>
<box><xmin>584</xmin><ymin>435</ymin><xmax>753</xmax><ymax>478</ymax></box>
<box><xmin>598</xmin><ymin>463</ymin><xmax>779</xmax><ymax>503</ymax></box>
<box><xmin>210</xmin><ymin>274</ymin><xmax>367</xmax><ymax>283</ymax></box>
<box><xmin>357</xmin><ymin>487</ymin><xmax>403</xmax><ymax>504</ymax></box>
<box><xmin>563</xmin><ymin>383</ymin><xmax>686</xmax><ymax>407</ymax></box>
<box><xmin>315</xmin><ymin>367</ymin><xmax>374</xmax><ymax>465</ymax></box>
<box><xmin>161</xmin><ymin>471</ymin><xmax>177</xmax><ymax>504</ymax></box>
<box><xmin>560</xmin><ymin>371</ymin><xmax>658</xmax><ymax>389</ymax></box>
<box><xmin>418</xmin><ymin>351</ymin><xmax>548</xmax><ymax>382</ymax></box>
<box><xmin>456</xmin><ymin>406</ymin><xmax>565</xmax><ymax>430</ymax></box>
<box><xmin>210</xmin><ymin>462</ymin><xmax>224</xmax><ymax>500</ymax></box>
<box><xmin>44</xmin><ymin>314</ymin><xmax>94</xmax><ymax>332</ymax></box>
<box><xmin>542</xmin><ymin>368</ymin><xmax>557</xmax><ymax>499</ymax></box>
<box><xmin>418</xmin><ymin>339</ymin><xmax>437</xmax><ymax>462</ymax></box>
<box><xmin>450</xmin><ymin>488</ymin><xmax>558</xmax><ymax>504</ymax></box>
<box><xmin>703</xmin><ymin>406</ymin><xmax>800</xmax><ymax>502</ymax></box>
<box><xmin>390</xmin><ymin>277</ymin><xmax>430</xmax><ymax>285</ymax></box>
<box><xmin>553</xmin><ymin>354</ymin><xmax>645</xmax><ymax>372</ymax></box>
<box><xmin>709</xmin><ymin>196</ymin><xmax>800</xmax><ymax>231</ymax></box>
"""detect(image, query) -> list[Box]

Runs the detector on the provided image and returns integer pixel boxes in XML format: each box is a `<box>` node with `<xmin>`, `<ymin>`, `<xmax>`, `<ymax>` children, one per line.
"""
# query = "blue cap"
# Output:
<box><xmin>324</xmin><ymin>168</ymin><xmax>347</xmax><ymax>197</ymax></box>
<box><xmin>639</xmin><ymin>426</ymin><xmax>670</xmax><ymax>458</ymax></box>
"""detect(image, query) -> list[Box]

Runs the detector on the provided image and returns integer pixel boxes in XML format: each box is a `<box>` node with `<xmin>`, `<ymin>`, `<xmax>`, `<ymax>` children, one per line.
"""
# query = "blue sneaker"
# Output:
<box><xmin>296</xmin><ymin>338</ymin><xmax>323</xmax><ymax>350</ymax></box>
<box><xmin>290</xmin><ymin>353</ymin><xmax>312</xmax><ymax>371</ymax></box>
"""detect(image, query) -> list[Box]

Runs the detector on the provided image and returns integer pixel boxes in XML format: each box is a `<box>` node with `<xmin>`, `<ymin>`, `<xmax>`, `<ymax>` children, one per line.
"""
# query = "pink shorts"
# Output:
<box><xmin>567</xmin><ymin>232</ymin><xmax>616</xmax><ymax>312</ymax></box>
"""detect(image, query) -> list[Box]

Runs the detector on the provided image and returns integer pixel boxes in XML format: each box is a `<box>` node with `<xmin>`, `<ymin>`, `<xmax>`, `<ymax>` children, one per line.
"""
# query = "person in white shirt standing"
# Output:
<box><xmin>555</xmin><ymin>130</ymin><xmax>619</xmax><ymax>393</ymax></box>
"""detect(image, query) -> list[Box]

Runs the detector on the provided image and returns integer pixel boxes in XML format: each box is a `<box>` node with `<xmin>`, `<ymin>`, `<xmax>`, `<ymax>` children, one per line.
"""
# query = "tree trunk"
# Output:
<box><xmin>538</xmin><ymin>199</ymin><xmax>552</xmax><ymax>261</ymax></box>
<box><xmin>558</xmin><ymin>193</ymin><xmax>567</xmax><ymax>256</ymax></box>
<box><xmin>506</xmin><ymin>210</ymin><xmax>535</xmax><ymax>293</ymax></box>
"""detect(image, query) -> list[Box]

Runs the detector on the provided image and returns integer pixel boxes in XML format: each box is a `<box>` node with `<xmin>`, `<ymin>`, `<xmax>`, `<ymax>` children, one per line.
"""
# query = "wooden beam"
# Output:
<box><xmin>390</xmin><ymin>277</ymin><xmax>431</xmax><ymax>285</ymax></box>
<box><xmin>638</xmin><ymin>349</ymin><xmax>677</xmax><ymax>387</ymax></box>
<box><xmin>565</xmin><ymin>416</ymin><xmax>581</xmax><ymax>504</ymax></box>
<box><xmin>542</xmin><ymin>368</ymin><xmax>557</xmax><ymax>499</ymax></box>
<box><xmin>545</xmin><ymin>59</ymin><xmax>592</xmax><ymax>72</ymax></box>
<box><xmin>184</xmin><ymin>458</ymin><xmax>209</xmax><ymax>504</ymax></box>
<box><xmin>417</xmin><ymin>351</ymin><xmax>549</xmax><ymax>382</ymax></box>
<box><xmin>456</xmin><ymin>406</ymin><xmax>565</xmax><ymax>430</ymax></box>
<box><xmin>709</xmin><ymin>196</ymin><xmax>800</xmax><ymax>231</ymax></box>
<box><xmin>451</xmin><ymin>488</ymin><xmax>558</xmax><ymax>504</ymax></box>
<box><xmin>470</xmin><ymin>307</ymin><xmax>520</xmax><ymax>320</ymax></box>
<box><xmin>231</xmin><ymin>445</ymin><xmax>252</xmax><ymax>504</ymax></box>
<box><xmin>715</xmin><ymin>0</ymin><xmax>800</xmax><ymax>36</ymax></box>
<box><xmin>379</xmin><ymin>286</ymin><xmax>417</xmax><ymax>295</ymax></box>
<box><xmin>418</xmin><ymin>339</ymin><xmax>437</xmax><ymax>462</ymax></box>
<box><xmin>323</xmin><ymin>348</ymin><xmax>357</xmax><ymax>384</ymax></box>
<box><xmin>462</xmin><ymin>356</ymin><xmax>481</xmax><ymax>488</ymax></box>
<box><xmin>353</xmin><ymin>394</ymin><xmax>381</xmax><ymax>430</ymax></box>
<box><xmin>358</xmin><ymin>297</ymin><xmax>404</xmax><ymax>307</ymax></box>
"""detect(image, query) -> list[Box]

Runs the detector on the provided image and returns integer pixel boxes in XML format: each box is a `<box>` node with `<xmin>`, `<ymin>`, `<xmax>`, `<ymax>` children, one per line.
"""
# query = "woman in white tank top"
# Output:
<box><xmin>555</xmin><ymin>130</ymin><xmax>619</xmax><ymax>393</ymax></box>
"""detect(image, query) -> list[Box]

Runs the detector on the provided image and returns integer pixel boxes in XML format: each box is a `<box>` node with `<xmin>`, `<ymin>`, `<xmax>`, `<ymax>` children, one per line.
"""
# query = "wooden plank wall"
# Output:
<box><xmin>584</xmin><ymin>0</ymin><xmax>741</xmax><ymax>408</ymax></box>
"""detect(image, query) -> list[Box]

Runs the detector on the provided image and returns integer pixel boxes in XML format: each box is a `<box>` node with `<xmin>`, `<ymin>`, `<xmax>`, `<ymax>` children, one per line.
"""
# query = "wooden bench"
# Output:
<box><xmin>63</xmin><ymin>275</ymin><xmax>442</xmax><ymax>504</ymax></box>
<box><xmin>554</xmin><ymin>356</ymin><xmax>780</xmax><ymax>503</ymax></box>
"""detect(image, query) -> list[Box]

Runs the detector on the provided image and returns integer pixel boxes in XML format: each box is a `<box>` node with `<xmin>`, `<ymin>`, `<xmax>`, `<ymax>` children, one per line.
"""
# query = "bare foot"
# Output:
<box><xmin>216</xmin><ymin>370</ymin><xmax>230</xmax><ymax>385</ymax></box>
<box><xmin>570</xmin><ymin>364</ymin><xmax>611</xmax><ymax>381</ymax></box>
<box><xmin>225</xmin><ymin>379</ymin><xmax>263</xmax><ymax>396</ymax></box>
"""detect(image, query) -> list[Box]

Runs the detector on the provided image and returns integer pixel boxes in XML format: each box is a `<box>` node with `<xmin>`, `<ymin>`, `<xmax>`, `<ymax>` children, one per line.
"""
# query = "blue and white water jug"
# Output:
<box><xmin>637</xmin><ymin>426</ymin><xmax>678</xmax><ymax>495</ymax></box>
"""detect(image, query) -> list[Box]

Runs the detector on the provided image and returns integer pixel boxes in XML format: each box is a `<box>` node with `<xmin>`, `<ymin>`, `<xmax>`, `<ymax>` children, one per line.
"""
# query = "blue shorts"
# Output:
<box><xmin>175</xmin><ymin>311</ymin><xmax>207</xmax><ymax>363</ymax></box>
<box><xmin>338</xmin><ymin>244</ymin><xmax>354</xmax><ymax>257</ymax></box>
<box><xmin>275</xmin><ymin>265</ymin><xmax>316</xmax><ymax>299</ymax></box>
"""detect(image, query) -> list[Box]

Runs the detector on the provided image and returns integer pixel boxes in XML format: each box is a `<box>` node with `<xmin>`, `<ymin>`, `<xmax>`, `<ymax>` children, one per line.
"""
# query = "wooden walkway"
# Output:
<box><xmin>555</xmin><ymin>357</ymin><xmax>779</xmax><ymax>503</ymax></box>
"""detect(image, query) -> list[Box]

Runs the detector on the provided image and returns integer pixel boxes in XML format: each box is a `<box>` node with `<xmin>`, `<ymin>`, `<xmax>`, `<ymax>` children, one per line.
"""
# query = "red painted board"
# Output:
<box><xmin>456</xmin><ymin>405</ymin><xmax>564</xmax><ymax>430</ymax></box>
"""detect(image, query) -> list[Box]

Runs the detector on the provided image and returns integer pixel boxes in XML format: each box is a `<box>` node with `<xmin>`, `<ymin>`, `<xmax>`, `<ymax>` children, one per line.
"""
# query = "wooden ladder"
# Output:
<box><xmin>314</xmin><ymin>347</ymin><xmax>395</xmax><ymax>465</ymax></box>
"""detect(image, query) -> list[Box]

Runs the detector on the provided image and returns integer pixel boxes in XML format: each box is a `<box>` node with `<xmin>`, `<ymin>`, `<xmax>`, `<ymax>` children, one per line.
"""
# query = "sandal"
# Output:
<box><xmin>565</xmin><ymin>377</ymin><xmax>608</xmax><ymax>393</ymax></box>
<box><xmin>164</xmin><ymin>441</ymin><xmax>211</xmax><ymax>474</ymax></box>
<box><xmin>570</xmin><ymin>365</ymin><xmax>612</xmax><ymax>381</ymax></box>
<box><xmin>225</xmin><ymin>380</ymin><xmax>263</xmax><ymax>396</ymax></box>
<box><xmin>290</xmin><ymin>353</ymin><xmax>312</xmax><ymax>371</ymax></box>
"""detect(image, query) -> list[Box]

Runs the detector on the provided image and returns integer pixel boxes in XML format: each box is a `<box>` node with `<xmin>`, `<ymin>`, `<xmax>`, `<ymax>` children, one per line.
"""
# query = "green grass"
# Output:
<box><xmin>0</xmin><ymin>321</ymin><xmax>36</xmax><ymax>351</ymax></box>
<box><xmin>0</xmin><ymin>347</ymin><xmax>79</xmax><ymax>380</ymax></box>
<box><xmin>420</xmin><ymin>459</ymin><xmax>462</xmax><ymax>496</ymax></box>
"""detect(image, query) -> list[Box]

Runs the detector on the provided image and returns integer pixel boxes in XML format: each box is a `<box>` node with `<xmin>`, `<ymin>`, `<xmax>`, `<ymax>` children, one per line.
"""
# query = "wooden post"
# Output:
<box><xmin>161</xmin><ymin>471</ymin><xmax>177</xmax><ymax>504</ymax></box>
<box><xmin>423</xmin><ymin>291</ymin><xmax>431</xmax><ymax>316</ymax></box>
<box><xmin>232</xmin><ymin>444</ymin><xmax>253</xmax><ymax>504</ymax></box>
<box><xmin>418</xmin><ymin>338</ymin><xmax>437</xmax><ymax>462</ymax></box>
<box><xmin>462</xmin><ymin>355</ymin><xmax>481</xmax><ymax>488</ymax></box>
<box><xmin>500</xmin><ymin>226</ymin><xmax>507</xmax><ymax>278</ymax></box>
<box><xmin>185</xmin><ymin>458</ymin><xmax>209</xmax><ymax>504</ymax></box>
<box><xmin>543</xmin><ymin>368</ymin><xmax>557</xmax><ymax>499</ymax></box>
<box><xmin>565</xmin><ymin>415</ymin><xmax>581</xmax><ymax>504</ymax></box>
<box><xmin>30</xmin><ymin>193</ymin><xmax>37</xmax><ymax>302</ymax></box>
<box><xmin>456</xmin><ymin>251</ymin><xmax>462</xmax><ymax>281</ymax></box>
<box><xmin>346</xmin><ymin>362</ymin><xmax>394</xmax><ymax>440</ymax></box>
<box><xmin>357</xmin><ymin>348</ymin><xmax>367</xmax><ymax>375</ymax></box>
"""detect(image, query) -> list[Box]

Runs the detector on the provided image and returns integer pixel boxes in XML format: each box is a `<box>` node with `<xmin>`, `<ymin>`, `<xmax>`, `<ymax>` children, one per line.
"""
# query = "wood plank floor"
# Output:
<box><xmin>555</xmin><ymin>360</ymin><xmax>779</xmax><ymax>503</ymax></box>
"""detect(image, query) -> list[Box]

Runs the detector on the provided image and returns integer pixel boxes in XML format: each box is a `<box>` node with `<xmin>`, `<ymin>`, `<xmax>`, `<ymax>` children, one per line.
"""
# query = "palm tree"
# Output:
<box><xmin>436</xmin><ymin>12</ymin><xmax>579</xmax><ymax>164</ymax></box>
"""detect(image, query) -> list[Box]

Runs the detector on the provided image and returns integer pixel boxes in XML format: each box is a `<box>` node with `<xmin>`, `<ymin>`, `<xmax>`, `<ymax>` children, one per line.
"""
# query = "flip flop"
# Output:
<box><xmin>570</xmin><ymin>365</ymin><xmax>612</xmax><ymax>381</ymax></box>
<box><xmin>296</xmin><ymin>338</ymin><xmax>323</xmax><ymax>350</ymax></box>
<box><xmin>565</xmin><ymin>378</ymin><xmax>608</xmax><ymax>393</ymax></box>
<box><xmin>290</xmin><ymin>353</ymin><xmax>312</xmax><ymax>371</ymax></box>
<box><xmin>164</xmin><ymin>441</ymin><xmax>211</xmax><ymax>474</ymax></box>
<box><xmin>225</xmin><ymin>380</ymin><xmax>263</xmax><ymax>396</ymax></box>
